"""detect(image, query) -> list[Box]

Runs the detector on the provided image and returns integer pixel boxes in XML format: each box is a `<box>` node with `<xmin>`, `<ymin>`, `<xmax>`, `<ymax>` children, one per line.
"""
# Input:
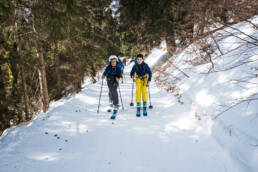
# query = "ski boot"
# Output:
<box><xmin>136</xmin><ymin>102</ymin><xmax>141</xmax><ymax>117</ymax></box>
<box><xmin>107</xmin><ymin>103</ymin><xmax>113</xmax><ymax>112</ymax></box>
<box><xmin>143</xmin><ymin>102</ymin><xmax>147</xmax><ymax>116</ymax></box>
<box><xmin>110</xmin><ymin>106</ymin><xmax>118</xmax><ymax>119</ymax></box>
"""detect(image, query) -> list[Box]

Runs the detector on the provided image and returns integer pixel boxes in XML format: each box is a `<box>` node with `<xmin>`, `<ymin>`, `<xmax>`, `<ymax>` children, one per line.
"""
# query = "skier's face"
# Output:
<box><xmin>137</xmin><ymin>57</ymin><xmax>143</xmax><ymax>64</ymax></box>
<box><xmin>111</xmin><ymin>60</ymin><xmax>117</xmax><ymax>67</ymax></box>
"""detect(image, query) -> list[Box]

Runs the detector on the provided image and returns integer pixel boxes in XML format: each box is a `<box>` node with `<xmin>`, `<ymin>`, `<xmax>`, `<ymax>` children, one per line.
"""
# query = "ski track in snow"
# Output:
<box><xmin>0</xmin><ymin>63</ymin><xmax>244</xmax><ymax>172</ymax></box>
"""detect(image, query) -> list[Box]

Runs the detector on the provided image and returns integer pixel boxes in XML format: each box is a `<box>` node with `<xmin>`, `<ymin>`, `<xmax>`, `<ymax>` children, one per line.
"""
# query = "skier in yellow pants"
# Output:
<box><xmin>130</xmin><ymin>54</ymin><xmax>152</xmax><ymax>117</ymax></box>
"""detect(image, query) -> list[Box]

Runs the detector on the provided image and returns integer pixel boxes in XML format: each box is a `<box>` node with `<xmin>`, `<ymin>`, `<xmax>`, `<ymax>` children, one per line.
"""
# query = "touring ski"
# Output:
<box><xmin>143</xmin><ymin>102</ymin><xmax>147</xmax><ymax>116</ymax></box>
<box><xmin>110</xmin><ymin>109</ymin><xmax>118</xmax><ymax>119</ymax></box>
<box><xmin>136</xmin><ymin>107</ymin><xmax>141</xmax><ymax>117</ymax></box>
<box><xmin>143</xmin><ymin>108</ymin><xmax>147</xmax><ymax>116</ymax></box>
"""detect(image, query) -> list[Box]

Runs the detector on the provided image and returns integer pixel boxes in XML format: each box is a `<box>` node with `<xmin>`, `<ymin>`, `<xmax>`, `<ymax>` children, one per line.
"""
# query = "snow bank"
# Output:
<box><xmin>155</xmin><ymin>15</ymin><xmax>258</xmax><ymax>171</ymax></box>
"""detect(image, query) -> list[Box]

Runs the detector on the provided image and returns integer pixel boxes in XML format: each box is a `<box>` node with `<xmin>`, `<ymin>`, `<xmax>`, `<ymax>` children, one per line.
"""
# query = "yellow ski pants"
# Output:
<box><xmin>135</xmin><ymin>75</ymin><xmax>148</xmax><ymax>103</ymax></box>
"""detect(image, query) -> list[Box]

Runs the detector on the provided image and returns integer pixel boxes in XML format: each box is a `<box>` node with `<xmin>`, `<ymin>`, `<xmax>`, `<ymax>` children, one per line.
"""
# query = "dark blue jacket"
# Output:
<box><xmin>103</xmin><ymin>64</ymin><xmax>122</xmax><ymax>81</ymax></box>
<box><xmin>130</xmin><ymin>62</ymin><xmax>152</xmax><ymax>81</ymax></box>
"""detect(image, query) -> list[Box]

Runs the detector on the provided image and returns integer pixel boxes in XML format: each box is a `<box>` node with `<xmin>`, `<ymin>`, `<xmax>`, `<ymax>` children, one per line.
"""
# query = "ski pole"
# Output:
<box><xmin>118</xmin><ymin>84</ymin><xmax>124</xmax><ymax>110</ymax></box>
<box><xmin>123</xmin><ymin>69</ymin><xmax>126</xmax><ymax>83</ymax></box>
<box><xmin>148</xmin><ymin>85</ymin><xmax>153</xmax><ymax>109</ymax></box>
<box><xmin>121</xmin><ymin>69</ymin><xmax>124</xmax><ymax>83</ymax></box>
<box><xmin>97</xmin><ymin>80</ymin><xmax>104</xmax><ymax>113</ymax></box>
<box><xmin>130</xmin><ymin>79</ymin><xmax>134</xmax><ymax>106</ymax></box>
<box><xmin>123</xmin><ymin>74</ymin><xmax>126</xmax><ymax>83</ymax></box>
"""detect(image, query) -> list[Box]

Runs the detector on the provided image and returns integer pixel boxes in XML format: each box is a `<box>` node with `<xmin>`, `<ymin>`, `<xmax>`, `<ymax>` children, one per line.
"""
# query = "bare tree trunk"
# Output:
<box><xmin>90</xmin><ymin>62</ymin><xmax>97</xmax><ymax>83</ymax></box>
<box><xmin>0</xmin><ymin>113</ymin><xmax>9</xmax><ymax>132</ymax></box>
<box><xmin>14</xmin><ymin>7</ymin><xmax>29</xmax><ymax>121</ymax></box>
<box><xmin>74</xmin><ymin>63</ymin><xmax>82</xmax><ymax>93</ymax></box>
<box><xmin>37</xmin><ymin>49</ymin><xmax>49</xmax><ymax>112</ymax></box>
<box><xmin>20</xmin><ymin>66</ymin><xmax>30</xmax><ymax>119</ymax></box>
<box><xmin>54</xmin><ymin>42</ymin><xmax>62</xmax><ymax>96</ymax></box>
<box><xmin>32</xmin><ymin>17</ymin><xmax>49</xmax><ymax>112</ymax></box>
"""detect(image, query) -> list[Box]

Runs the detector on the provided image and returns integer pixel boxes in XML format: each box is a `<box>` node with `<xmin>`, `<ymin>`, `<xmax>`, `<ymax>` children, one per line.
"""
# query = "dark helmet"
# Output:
<box><xmin>136</xmin><ymin>54</ymin><xmax>144</xmax><ymax>59</ymax></box>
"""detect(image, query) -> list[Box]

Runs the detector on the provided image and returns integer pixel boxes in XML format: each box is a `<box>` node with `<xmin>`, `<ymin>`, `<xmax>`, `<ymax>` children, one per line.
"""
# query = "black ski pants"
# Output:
<box><xmin>107</xmin><ymin>78</ymin><xmax>119</xmax><ymax>106</ymax></box>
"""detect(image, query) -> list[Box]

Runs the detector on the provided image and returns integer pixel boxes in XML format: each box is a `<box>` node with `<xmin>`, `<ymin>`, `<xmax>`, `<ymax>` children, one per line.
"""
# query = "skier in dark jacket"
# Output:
<box><xmin>130</xmin><ymin>54</ymin><xmax>152</xmax><ymax>117</ymax></box>
<box><xmin>123</xmin><ymin>57</ymin><xmax>127</xmax><ymax>66</ymax></box>
<box><xmin>102</xmin><ymin>55</ymin><xmax>122</xmax><ymax>119</ymax></box>
<box><xmin>117</xmin><ymin>55</ymin><xmax>125</xmax><ymax>83</ymax></box>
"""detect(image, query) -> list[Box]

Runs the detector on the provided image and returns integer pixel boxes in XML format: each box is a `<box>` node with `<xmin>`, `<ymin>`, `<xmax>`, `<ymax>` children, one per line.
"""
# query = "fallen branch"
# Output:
<box><xmin>213</xmin><ymin>94</ymin><xmax>258</xmax><ymax>120</ymax></box>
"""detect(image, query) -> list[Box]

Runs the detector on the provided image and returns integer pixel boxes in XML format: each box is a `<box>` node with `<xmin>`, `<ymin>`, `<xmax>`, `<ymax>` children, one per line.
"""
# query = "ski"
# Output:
<box><xmin>143</xmin><ymin>109</ymin><xmax>147</xmax><ymax>116</ymax></box>
<box><xmin>143</xmin><ymin>102</ymin><xmax>147</xmax><ymax>116</ymax></box>
<box><xmin>110</xmin><ymin>112</ymin><xmax>117</xmax><ymax>119</ymax></box>
<box><xmin>136</xmin><ymin>107</ymin><xmax>141</xmax><ymax>117</ymax></box>
<box><xmin>110</xmin><ymin>109</ymin><xmax>118</xmax><ymax>120</ymax></box>
<box><xmin>143</xmin><ymin>105</ymin><xmax>147</xmax><ymax>116</ymax></box>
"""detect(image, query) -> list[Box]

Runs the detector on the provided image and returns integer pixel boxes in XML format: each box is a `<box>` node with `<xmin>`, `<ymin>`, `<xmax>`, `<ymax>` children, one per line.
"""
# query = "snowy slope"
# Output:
<box><xmin>154</xmin><ymin>15</ymin><xmax>258</xmax><ymax>171</ymax></box>
<box><xmin>0</xmin><ymin>68</ymin><xmax>243</xmax><ymax>172</ymax></box>
<box><xmin>0</xmin><ymin>60</ymin><xmax>244</xmax><ymax>171</ymax></box>
<box><xmin>0</xmin><ymin>16</ymin><xmax>257</xmax><ymax>172</ymax></box>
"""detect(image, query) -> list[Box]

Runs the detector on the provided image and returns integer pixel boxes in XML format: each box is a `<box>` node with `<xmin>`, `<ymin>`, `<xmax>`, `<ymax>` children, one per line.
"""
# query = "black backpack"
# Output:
<box><xmin>135</xmin><ymin>63</ymin><xmax>147</xmax><ymax>79</ymax></box>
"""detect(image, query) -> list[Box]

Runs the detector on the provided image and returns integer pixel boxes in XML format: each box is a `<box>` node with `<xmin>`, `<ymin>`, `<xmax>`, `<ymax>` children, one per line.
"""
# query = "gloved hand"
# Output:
<box><xmin>116</xmin><ymin>77</ymin><xmax>120</xmax><ymax>83</ymax></box>
<box><xmin>101</xmin><ymin>75</ymin><xmax>105</xmax><ymax>80</ymax></box>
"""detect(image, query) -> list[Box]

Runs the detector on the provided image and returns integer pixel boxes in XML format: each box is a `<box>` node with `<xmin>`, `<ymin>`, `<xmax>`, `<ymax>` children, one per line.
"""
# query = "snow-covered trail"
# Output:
<box><xmin>0</xmin><ymin>64</ymin><xmax>243</xmax><ymax>172</ymax></box>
